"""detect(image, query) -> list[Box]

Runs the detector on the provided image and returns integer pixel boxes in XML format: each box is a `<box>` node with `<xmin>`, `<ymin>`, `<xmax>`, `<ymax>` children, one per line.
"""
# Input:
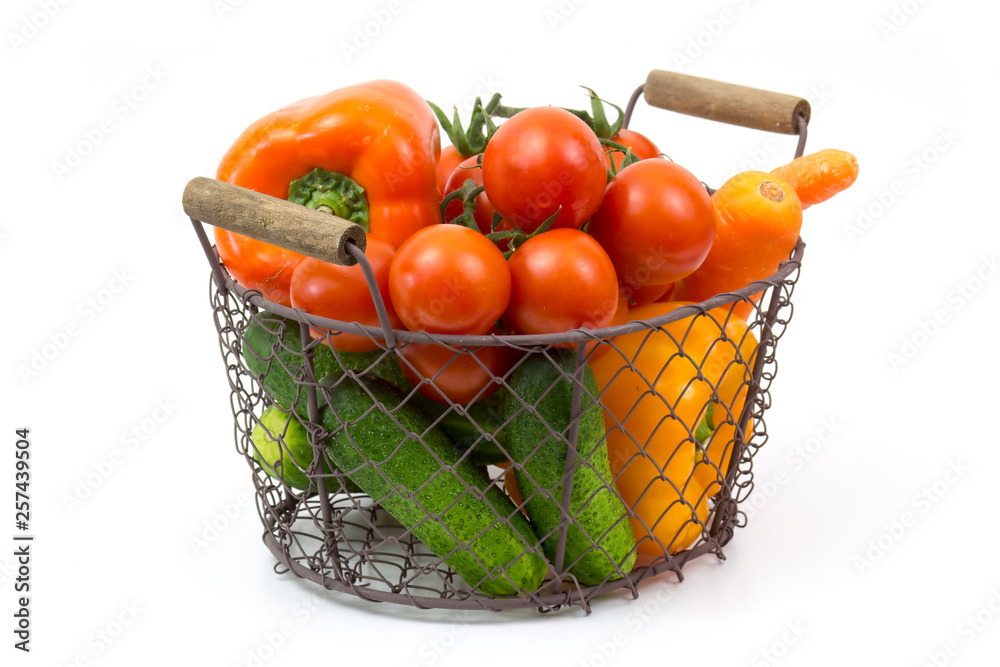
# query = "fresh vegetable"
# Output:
<box><xmin>504</xmin><ymin>353</ymin><xmax>636</xmax><ymax>585</ymax></box>
<box><xmin>544</xmin><ymin>86</ymin><xmax>662</xmax><ymax>173</ymax></box>
<box><xmin>442</xmin><ymin>156</ymin><xmax>509</xmax><ymax>239</ymax></box>
<box><xmin>691</xmin><ymin>307</ymin><xmax>758</xmax><ymax>496</ymax></box>
<box><xmin>504</xmin><ymin>229</ymin><xmax>619</xmax><ymax>340</ymax></box>
<box><xmin>215</xmin><ymin>80</ymin><xmax>441</xmax><ymax>305</ymax></box>
<box><xmin>590</xmin><ymin>302</ymin><xmax>755</xmax><ymax>555</ymax></box>
<box><xmin>243</xmin><ymin>312</ymin><xmax>511</xmax><ymax>464</ymax></box>
<box><xmin>241</xmin><ymin>313</ymin><xmax>408</xmax><ymax>410</ymax></box>
<box><xmin>250</xmin><ymin>406</ymin><xmax>360</xmax><ymax>494</ymax></box>
<box><xmin>693</xmin><ymin>385</ymin><xmax>753</xmax><ymax>497</ymax></box>
<box><xmin>436</xmin><ymin>147</ymin><xmax>466</xmax><ymax>197</ymax></box>
<box><xmin>605</xmin><ymin>128</ymin><xmax>662</xmax><ymax>172</ymax></box>
<box><xmin>251</xmin><ymin>405</ymin><xmax>315</xmax><ymax>491</ymax></box>
<box><xmin>770</xmin><ymin>148</ymin><xmax>859</xmax><ymax>210</ymax></box>
<box><xmin>389</xmin><ymin>224</ymin><xmax>511</xmax><ymax>335</ymax></box>
<box><xmin>421</xmin><ymin>391</ymin><xmax>511</xmax><ymax>466</ymax></box>
<box><xmin>316</xmin><ymin>372</ymin><xmax>547</xmax><ymax>596</ymax></box>
<box><xmin>213</xmin><ymin>233</ymin><xmax>304</xmax><ymax>308</ymax></box>
<box><xmin>482</xmin><ymin>107</ymin><xmax>607</xmax><ymax>233</ymax></box>
<box><xmin>670</xmin><ymin>171</ymin><xmax>802</xmax><ymax>320</ymax></box>
<box><xmin>588</xmin><ymin>159</ymin><xmax>716</xmax><ymax>288</ymax></box>
<box><xmin>398</xmin><ymin>333</ymin><xmax>519</xmax><ymax>404</ymax></box>
<box><xmin>289</xmin><ymin>236</ymin><xmax>402</xmax><ymax>352</ymax></box>
<box><xmin>619</xmin><ymin>279</ymin><xmax>672</xmax><ymax>307</ymax></box>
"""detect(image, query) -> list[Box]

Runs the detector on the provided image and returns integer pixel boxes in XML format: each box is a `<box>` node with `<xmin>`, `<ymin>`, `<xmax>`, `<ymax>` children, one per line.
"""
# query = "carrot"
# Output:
<box><xmin>497</xmin><ymin>462</ymin><xmax>528</xmax><ymax>517</ymax></box>
<box><xmin>770</xmin><ymin>148</ymin><xmax>859</xmax><ymax>210</ymax></box>
<box><xmin>671</xmin><ymin>171</ymin><xmax>802</xmax><ymax>320</ymax></box>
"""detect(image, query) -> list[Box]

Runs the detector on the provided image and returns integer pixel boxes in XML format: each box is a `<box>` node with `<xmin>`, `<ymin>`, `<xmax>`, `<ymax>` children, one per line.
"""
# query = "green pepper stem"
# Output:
<box><xmin>695</xmin><ymin>402</ymin><xmax>717</xmax><ymax>450</ymax></box>
<box><xmin>288</xmin><ymin>168</ymin><xmax>370</xmax><ymax>232</ymax></box>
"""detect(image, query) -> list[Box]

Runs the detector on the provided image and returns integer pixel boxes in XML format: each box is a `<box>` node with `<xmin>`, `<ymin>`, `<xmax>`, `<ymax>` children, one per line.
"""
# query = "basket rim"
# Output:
<box><xmin>212</xmin><ymin>235</ymin><xmax>805</xmax><ymax>347</ymax></box>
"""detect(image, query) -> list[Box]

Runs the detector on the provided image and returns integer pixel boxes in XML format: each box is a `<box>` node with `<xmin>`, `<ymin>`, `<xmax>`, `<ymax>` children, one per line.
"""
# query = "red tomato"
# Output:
<box><xmin>605</xmin><ymin>128</ymin><xmax>662</xmax><ymax>172</ymax></box>
<box><xmin>482</xmin><ymin>107</ymin><xmax>607</xmax><ymax>233</ymax></box>
<box><xmin>214</xmin><ymin>230</ymin><xmax>304</xmax><ymax>307</ymax></box>
<box><xmin>399</xmin><ymin>334</ymin><xmax>519</xmax><ymax>404</ymax></box>
<box><xmin>504</xmin><ymin>229</ymin><xmax>619</xmax><ymax>338</ymax></box>
<box><xmin>289</xmin><ymin>237</ymin><xmax>401</xmax><ymax>352</ymax></box>
<box><xmin>436</xmin><ymin>145</ymin><xmax>465</xmax><ymax>197</ymax></box>
<box><xmin>588</xmin><ymin>159</ymin><xmax>716</xmax><ymax>286</ymax></box>
<box><xmin>389</xmin><ymin>225</ymin><xmax>510</xmax><ymax>335</ymax></box>
<box><xmin>619</xmin><ymin>278</ymin><xmax>672</xmax><ymax>307</ymax></box>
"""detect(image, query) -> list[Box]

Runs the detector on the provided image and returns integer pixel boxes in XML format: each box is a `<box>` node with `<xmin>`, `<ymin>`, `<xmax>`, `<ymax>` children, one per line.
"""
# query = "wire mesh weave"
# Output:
<box><xmin>200</xmin><ymin>222</ymin><xmax>803</xmax><ymax>613</ymax></box>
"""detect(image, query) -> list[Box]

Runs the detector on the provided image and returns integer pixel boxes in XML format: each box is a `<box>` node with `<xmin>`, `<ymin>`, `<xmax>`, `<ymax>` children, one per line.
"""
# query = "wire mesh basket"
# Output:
<box><xmin>184</xmin><ymin>70</ymin><xmax>809</xmax><ymax>613</ymax></box>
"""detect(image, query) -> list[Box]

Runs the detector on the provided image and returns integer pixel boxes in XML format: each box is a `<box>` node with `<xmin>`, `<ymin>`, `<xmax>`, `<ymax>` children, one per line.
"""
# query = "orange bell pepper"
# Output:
<box><xmin>590</xmin><ymin>303</ymin><xmax>756</xmax><ymax>555</ymax></box>
<box><xmin>214</xmin><ymin>80</ymin><xmax>441</xmax><ymax>305</ymax></box>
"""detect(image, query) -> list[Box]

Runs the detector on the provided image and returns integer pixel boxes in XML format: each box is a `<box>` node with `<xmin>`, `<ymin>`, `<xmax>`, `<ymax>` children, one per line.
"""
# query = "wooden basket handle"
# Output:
<box><xmin>643</xmin><ymin>70</ymin><xmax>810</xmax><ymax>135</ymax></box>
<box><xmin>182</xmin><ymin>177</ymin><xmax>367</xmax><ymax>266</ymax></box>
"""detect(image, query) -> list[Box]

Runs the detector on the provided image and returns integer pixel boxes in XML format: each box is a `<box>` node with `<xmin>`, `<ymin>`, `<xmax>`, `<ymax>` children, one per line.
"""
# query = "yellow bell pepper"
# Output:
<box><xmin>590</xmin><ymin>303</ymin><xmax>757</xmax><ymax>556</ymax></box>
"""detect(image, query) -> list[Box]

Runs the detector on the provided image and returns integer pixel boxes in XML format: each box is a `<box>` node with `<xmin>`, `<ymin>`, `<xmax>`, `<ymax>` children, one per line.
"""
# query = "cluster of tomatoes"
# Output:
<box><xmin>215</xmin><ymin>80</ymin><xmax>857</xmax><ymax>411</ymax></box>
<box><xmin>288</xmin><ymin>104</ymin><xmax>720</xmax><ymax>405</ymax></box>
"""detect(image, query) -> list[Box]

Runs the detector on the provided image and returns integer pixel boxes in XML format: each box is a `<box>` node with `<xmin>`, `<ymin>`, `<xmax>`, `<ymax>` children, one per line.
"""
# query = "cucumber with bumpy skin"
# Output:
<box><xmin>241</xmin><ymin>312</ymin><xmax>408</xmax><ymax>409</ymax></box>
<box><xmin>416</xmin><ymin>391</ymin><xmax>510</xmax><ymax>466</ymax></box>
<box><xmin>316</xmin><ymin>373</ymin><xmax>547</xmax><ymax>597</ymax></box>
<box><xmin>242</xmin><ymin>313</ymin><xmax>506</xmax><ymax>465</ymax></box>
<box><xmin>504</xmin><ymin>352</ymin><xmax>636</xmax><ymax>586</ymax></box>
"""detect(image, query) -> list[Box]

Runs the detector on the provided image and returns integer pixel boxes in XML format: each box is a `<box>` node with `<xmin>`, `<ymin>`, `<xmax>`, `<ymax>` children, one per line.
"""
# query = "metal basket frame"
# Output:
<box><xmin>188</xmin><ymin>87</ymin><xmax>808</xmax><ymax>613</ymax></box>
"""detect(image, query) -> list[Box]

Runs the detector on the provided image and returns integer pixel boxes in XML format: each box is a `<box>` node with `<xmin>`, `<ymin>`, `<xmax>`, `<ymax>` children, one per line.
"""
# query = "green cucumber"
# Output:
<box><xmin>416</xmin><ymin>391</ymin><xmax>510</xmax><ymax>466</ymax></box>
<box><xmin>316</xmin><ymin>373</ymin><xmax>547</xmax><ymax>596</ymax></box>
<box><xmin>242</xmin><ymin>313</ymin><xmax>514</xmax><ymax>466</ymax></box>
<box><xmin>504</xmin><ymin>353</ymin><xmax>636</xmax><ymax>586</ymax></box>
<box><xmin>250</xmin><ymin>406</ymin><xmax>360</xmax><ymax>494</ymax></box>
<box><xmin>241</xmin><ymin>312</ymin><xmax>408</xmax><ymax>409</ymax></box>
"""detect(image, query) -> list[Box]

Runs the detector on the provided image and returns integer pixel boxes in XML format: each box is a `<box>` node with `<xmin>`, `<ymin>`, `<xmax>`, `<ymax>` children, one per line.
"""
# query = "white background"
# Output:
<box><xmin>3</xmin><ymin>0</ymin><xmax>998</xmax><ymax>665</ymax></box>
